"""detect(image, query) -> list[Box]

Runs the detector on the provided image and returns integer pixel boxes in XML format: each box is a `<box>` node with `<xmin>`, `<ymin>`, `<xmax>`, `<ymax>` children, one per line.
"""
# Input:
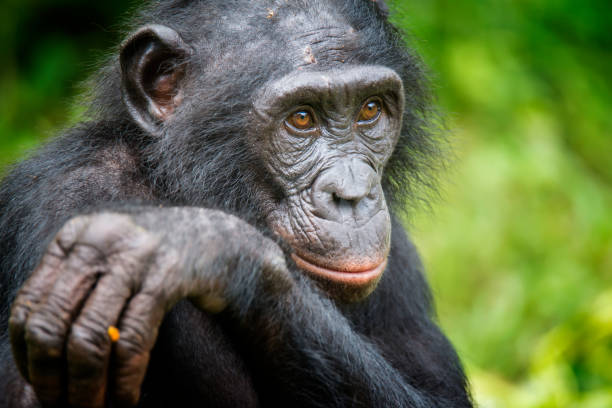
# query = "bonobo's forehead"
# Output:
<box><xmin>255</xmin><ymin>65</ymin><xmax>403</xmax><ymax>113</ymax></box>
<box><xmin>275</xmin><ymin>10</ymin><xmax>358</xmax><ymax>68</ymax></box>
<box><xmin>288</xmin><ymin>26</ymin><xmax>358</xmax><ymax>68</ymax></box>
<box><xmin>201</xmin><ymin>2</ymin><xmax>371</xmax><ymax>72</ymax></box>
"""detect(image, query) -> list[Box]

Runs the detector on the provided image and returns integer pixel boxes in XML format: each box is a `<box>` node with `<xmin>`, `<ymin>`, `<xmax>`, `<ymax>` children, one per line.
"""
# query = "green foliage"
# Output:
<box><xmin>389</xmin><ymin>0</ymin><xmax>612</xmax><ymax>405</ymax></box>
<box><xmin>0</xmin><ymin>0</ymin><xmax>131</xmax><ymax>166</ymax></box>
<box><xmin>0</xmin><ymin>1</ymin><xmax>610</xmax><ymax>406</ymax></box>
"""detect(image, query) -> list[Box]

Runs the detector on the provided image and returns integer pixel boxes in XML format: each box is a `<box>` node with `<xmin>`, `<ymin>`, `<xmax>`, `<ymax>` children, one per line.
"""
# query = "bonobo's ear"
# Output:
<box><xmin>120</xmin><ymin>24</ymin><xmax>192</xmax><ymax>135</ymax></box>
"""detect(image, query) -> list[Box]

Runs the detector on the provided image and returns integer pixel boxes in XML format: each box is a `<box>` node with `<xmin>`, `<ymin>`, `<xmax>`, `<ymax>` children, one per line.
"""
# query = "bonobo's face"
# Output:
<box><xmin>252</xmin><ymin>66</ymin><xmax>404</xmax><ymax>300</ymax></box>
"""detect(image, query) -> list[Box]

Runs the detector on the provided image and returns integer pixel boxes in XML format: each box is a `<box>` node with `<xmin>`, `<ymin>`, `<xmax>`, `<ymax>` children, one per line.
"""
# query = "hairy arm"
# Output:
<box><xmin>4</xmin><ymin>207</ymin><xmax>466</xmax><ymax>408</ymax></box>
<box><xmin>227</xmin><ymin>222</ymin><xmax>471</xmax><ymax>407</ymax></box>
<box><xmin>233</xmin><ymin>273</ymin><xmax>448</xmax><ymax>407</ymax></box>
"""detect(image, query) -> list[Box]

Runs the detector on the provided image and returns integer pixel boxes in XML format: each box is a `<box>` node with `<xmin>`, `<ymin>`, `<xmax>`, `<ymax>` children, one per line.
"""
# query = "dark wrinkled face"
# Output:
<box><xmin>253</xmin><ymin>66</ymin><xmax>404</xmax><ymax>300</ymax></box>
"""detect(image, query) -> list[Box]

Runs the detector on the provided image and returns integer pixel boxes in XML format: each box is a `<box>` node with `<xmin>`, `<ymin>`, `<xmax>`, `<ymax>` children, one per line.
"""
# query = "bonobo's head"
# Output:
<box><xmin>113</xmin><ymin>1</ymin><xmax>434</xmax><ymax>302</ymax></box>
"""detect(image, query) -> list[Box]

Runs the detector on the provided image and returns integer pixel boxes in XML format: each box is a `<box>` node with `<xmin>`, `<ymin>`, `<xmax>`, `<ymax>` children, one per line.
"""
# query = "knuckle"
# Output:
<box><xmin>67</xmin><ymin>321</ymin><xmax>109</xmax><ymax>365</ymax></box>
<box><xmin>69</xmin><ymin>243</ymin><xmax>106</xmax><ymax>266</ymax></box>
<box><xmin>56</xmin><ymin>216</ymin><xmax>91</xmax><ymax>252</ymax></box>
<box><xmin>25</xmin><ymin>316</ymin><xmax>64</xmax><ymax>360</ymax></box>
<box><xmin>8</xmin><ymin>315</ymin><xmax>27</xmax><ymax>350</ymax></box>
<box><xmin>46</xmin><ymin>290</ymin><xmax>81</xmax><ymax>316</ymax></box>
<box><xmin>8</xmin><ymin>309</ymin><xmax>27</xmax><ymax>344</ymax></box>
<box><xmin>116</xmin><ymin>320</ymin><xmax>151</xmax><ymax>358</ymax></box>
<box><xmin>41</xmin><ymin>239</ymin><xmax>67</xmax><ymax>261</ymax></box>
<box><xmin>9</xmin><ymin>303</ymin><xmax>29</xmax><ymax>329</ymax></box>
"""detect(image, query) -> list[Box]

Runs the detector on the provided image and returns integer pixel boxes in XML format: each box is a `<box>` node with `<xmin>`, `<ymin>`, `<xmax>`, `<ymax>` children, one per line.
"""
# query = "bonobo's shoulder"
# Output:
<box><xmin>0</xmin><ymin>121</ymin><xmax>152</xmax><ymax>229</ymax></box>
<box><xmin>1</xmin><ymin>122</ymin><xmax>150</xmax><ymax>202</ymax></box>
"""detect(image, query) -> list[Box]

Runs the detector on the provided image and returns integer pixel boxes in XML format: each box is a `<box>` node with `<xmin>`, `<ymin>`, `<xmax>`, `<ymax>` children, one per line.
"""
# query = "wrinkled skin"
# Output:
<box><xmin>253</xmin><ymin>65</ymin><xmax>405</xmax><ymax>299</ymax></box>
<box><xmin>10</xmin><ymin>209</ymin><xmax>289</xmax><ymax>407</ymax></box>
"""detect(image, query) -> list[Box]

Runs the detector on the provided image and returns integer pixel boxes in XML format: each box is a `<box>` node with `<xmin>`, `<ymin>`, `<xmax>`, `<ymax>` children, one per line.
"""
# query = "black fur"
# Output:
<box><xmin>0</xmin><ymin>1</ymin><xmax>470</xmax><ymax>407</ymax></box>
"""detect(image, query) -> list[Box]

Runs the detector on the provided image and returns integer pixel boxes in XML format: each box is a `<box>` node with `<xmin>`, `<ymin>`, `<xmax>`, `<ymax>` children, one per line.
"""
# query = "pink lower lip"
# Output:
<box><xmin>291</xmin><ymin>254</ymin><xmax>387</xmax><ymax>286</ymax></box>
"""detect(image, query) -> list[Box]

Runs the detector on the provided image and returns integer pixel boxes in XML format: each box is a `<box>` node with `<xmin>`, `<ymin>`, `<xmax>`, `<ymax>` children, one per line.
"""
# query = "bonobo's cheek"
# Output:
<box><xmin>268</xmin><ymin>195</ymin><xmax>391</xmax><ymax>302</ymax></box>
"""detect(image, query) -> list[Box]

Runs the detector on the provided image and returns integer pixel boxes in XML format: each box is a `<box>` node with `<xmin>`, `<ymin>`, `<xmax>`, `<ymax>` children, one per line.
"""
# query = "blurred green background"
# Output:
<box><xmin>0</xmin><ymin>0</ymin><xmax>610</xmax><ymax>406</ymax></box>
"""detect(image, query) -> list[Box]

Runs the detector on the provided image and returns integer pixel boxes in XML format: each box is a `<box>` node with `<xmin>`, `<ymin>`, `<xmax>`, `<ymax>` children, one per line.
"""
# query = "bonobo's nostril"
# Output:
<box><xmin>311</xmin><ymin>164</ymin><xmax>383</xmax><ymax>223</ymax></box>
<box><xmin>332</xmin><ymin>192</ymin><xmax>342</xmax><ymax>205</ymax></box>
<box><xmin>332</xmin><ymin>190</ymin><xmax>362</xmax><ymax>206</ymax></box>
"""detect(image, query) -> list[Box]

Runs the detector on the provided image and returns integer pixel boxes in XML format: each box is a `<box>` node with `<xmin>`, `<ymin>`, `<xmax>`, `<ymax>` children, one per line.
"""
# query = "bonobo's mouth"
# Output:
<box><xmin>291</xmin><ymin>253</ymin><xmax>387</xmax><ymax>286</ymax></box>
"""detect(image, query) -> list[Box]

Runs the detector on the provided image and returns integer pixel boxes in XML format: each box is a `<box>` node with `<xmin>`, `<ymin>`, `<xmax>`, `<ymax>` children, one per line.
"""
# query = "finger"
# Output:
<box><xmin>66</xmin><ymin>231</ymin><xmax>159</xmax><ymax>408</ymax></box>
<box><xmin>9</xmin><ymin>216</ymin><xmax>90</xmax><ymax>383</ymax></box>
<box><xmin>112</xmin><ymin>292</ymin><xmax>167</xmax><ymax>407</ymax></box>
<box><xmin>25</xmin><ymin>244</ymin><xmax>104</xmax><ymax>405</ymax></box>
<box><xmin>9</xmin><ymin>241</ymin><xmax>66</xmax><ymax>382</ymax></box>
<box><xmin>66</xmin><ymin>272</ymin><xmax>134</xmax><ymax>408</ymax></box>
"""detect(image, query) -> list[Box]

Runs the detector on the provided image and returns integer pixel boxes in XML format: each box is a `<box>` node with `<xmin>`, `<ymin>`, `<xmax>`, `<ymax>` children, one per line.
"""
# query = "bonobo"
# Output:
<box><xmin>0</xmin><ymin>1</ymin><xmax>472</xmax><ymax>407</ymax></box>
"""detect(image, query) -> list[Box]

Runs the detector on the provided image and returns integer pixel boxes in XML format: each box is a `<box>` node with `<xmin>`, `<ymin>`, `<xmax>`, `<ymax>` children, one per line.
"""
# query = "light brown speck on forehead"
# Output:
<box><xmin>291</xmin><ymin>26</ymin><xmax>359</xmax><ymax>68</ymax></box>
<box><xmin>273</xmin><ymin>7</ymin><xmax>359</xmax><ymax>68</ymax></box>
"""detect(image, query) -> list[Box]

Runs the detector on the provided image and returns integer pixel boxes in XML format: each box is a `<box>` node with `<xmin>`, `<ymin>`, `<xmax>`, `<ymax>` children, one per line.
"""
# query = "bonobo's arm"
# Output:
<box><xmin>8</xmin><ymin>207</ymin><xmax>461</xmax><ymax>408</ymax></box>
<box><xmin>0</xmin><ymin>156</ymin><xmax>469</xmax><ymax>408</ymax></box>
<box><xmin>235</xmin><ymin>273</ymin><xmax>446</xmax><ymax>407</ymax></box>
<box><xmin>8</xmin><ymin>208</ymin><xmax>288</xmax><ymax>408</ymax></box>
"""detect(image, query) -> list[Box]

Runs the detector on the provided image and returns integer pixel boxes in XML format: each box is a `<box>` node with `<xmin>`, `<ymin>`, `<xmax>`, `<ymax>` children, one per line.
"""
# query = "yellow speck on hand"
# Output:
<box><xmin>108</xmin><ymin>326</ymin><xmax>120</xmax><ymax>343</ymax></box>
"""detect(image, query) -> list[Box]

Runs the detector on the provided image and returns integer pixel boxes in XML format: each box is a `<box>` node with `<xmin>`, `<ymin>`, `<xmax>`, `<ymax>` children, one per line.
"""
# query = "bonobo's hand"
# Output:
<box><xmin>9</xmin><ymin>208</ymin><xmax>290</xmax><ymax>408</ymax></box>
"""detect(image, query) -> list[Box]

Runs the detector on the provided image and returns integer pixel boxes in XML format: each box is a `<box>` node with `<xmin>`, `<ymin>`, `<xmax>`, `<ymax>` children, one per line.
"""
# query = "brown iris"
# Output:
<box><xmin>357</xmin><ymin>99</ymin><xmax>382</xmax><ymax>124</ymax></box>
<box><xmin>287</xmin><ymin>110</ymin><xmax>315</xmax><ymax>131</ymax></box>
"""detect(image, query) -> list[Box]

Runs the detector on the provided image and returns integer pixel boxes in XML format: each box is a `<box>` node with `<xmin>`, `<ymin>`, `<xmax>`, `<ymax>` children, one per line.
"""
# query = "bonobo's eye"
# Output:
<box><xmin>357</xmin><ymin>98</ymin><xmax>382</xmax><ymax>125</ymax></box>
<box><xmin>285</xmin><ymin>109</ymin><xmax>316</xmax><ymax>133</ymax></box>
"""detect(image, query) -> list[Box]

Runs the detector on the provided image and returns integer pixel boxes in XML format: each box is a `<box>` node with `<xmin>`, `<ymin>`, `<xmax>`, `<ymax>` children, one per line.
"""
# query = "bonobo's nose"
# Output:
<box><xmin>311</xmin><ymin>159</ymin><xmax>383</xmax><ymax>223</ymax></box>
